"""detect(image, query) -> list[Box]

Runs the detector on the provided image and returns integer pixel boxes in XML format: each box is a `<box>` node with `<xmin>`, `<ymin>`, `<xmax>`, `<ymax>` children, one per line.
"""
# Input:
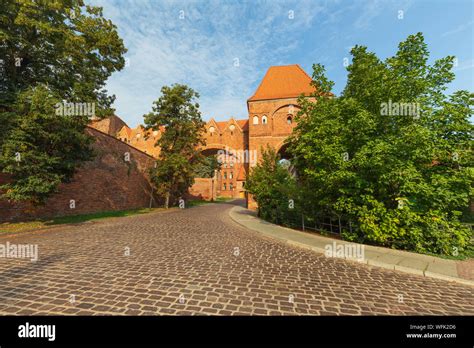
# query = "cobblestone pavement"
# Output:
<box><xmin>0</xmin><ymin>201</ymin><xmax>472</xmax><ymax>316</ymax></box>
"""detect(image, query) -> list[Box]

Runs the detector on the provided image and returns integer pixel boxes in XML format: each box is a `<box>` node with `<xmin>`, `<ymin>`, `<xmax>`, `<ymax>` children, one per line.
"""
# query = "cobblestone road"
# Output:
<box><xmin>0</xmin><ymin>201</ymin><xmax>472</xmax><ymax>315</ymax></box>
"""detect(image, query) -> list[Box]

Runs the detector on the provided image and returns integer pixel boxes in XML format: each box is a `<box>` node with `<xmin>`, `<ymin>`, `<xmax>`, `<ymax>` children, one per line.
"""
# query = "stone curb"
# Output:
<box><xmin>229</xmin><ymin>206</ymin><xmax>474</xmax><ymax>287</ymax></box>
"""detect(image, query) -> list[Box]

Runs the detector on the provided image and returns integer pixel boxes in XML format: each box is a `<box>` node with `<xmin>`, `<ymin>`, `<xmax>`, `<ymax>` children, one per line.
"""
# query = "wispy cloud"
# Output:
<box><xmin>87</xmin><ymin>0</ymin><xmax>472</xmax><ymax>127</ymax></box>
<box><xmin>353</xmin><ymin>0</ymin><xmax>413</xmax><ymax>30</ymax></box>
<box><xmin>88</xmin><ymin>0</ymin><xmax>326</xmax><ymax>126</ymax></box>
<box><xmin>454</xmin><ymin>58</ymin><xmax>474</xmax><ymax>72</ymax></box>
<box><xmin>354</xmin><ymin>0</ymin><xmax>383</xmax><ymax>29</ymax></box>
<box><xmin>441</xmin><ymin>20</ymin><xmax>473</xmax><ymax>37</ymax></box>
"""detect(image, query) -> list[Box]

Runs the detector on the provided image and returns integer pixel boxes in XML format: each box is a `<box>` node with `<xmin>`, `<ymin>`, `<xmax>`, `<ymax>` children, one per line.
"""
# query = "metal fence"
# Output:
<box><xmin>281</xmin><ymin>212</ymin><xmax>353</xmax><ymax>236</ymax></box>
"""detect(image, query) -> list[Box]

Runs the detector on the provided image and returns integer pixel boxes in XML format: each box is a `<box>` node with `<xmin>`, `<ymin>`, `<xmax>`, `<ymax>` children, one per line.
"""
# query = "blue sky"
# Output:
<box><xmin>87</xmin><ymin>0</ymin><xmax>474</xmax><ymax>127</ymax></box>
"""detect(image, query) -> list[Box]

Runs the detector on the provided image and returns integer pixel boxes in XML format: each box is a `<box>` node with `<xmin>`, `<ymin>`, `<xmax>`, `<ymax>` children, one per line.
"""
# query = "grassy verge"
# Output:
<box><xmin>425</xmin><ymin>240</ymin><xmax>474</xmax><ymax>261</ymax></box>
<box><xmin>186</xmin><ymin>197</ymin><xmax>235</xmax><ymax>207</ymax></box>
<box><xmin>0</xmin><ymin>207</ymin><xmax>160</xmax><ymax>234</ymax></box>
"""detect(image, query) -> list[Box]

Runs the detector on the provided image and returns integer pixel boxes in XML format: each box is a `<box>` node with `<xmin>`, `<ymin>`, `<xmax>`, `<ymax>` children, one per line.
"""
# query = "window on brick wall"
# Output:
<box><xmin>287</xmin><ymin>115</ymin><xmax>293</xmax><ymax>124</ymax></box>
<box><xmin>230</xmin><ymin>183</ymin><xmax>233</xmax><ymax>190</ymax></box>
<box><xmin>224</xmin><ymin>172</ymin><xmax>227</xmax><ymax>179</ymax></box>
<box><xmin>262</xmin><ymin>115</ymin><xmax>268</xmax><ymax>124</ymax></box>
<box><xmin>230</xmin><ymin>172</ymin><xmax>233</xmax><ymax>179</ymax></box>
<box><xmin>223</xmin><ymin>183</ymin><xmax>227</xmax><ymax>190</ymax></box>
<box><xmin>253</xmin><ymin>116</ymin><xmax>259</xmax><ymax>125</ymax></box>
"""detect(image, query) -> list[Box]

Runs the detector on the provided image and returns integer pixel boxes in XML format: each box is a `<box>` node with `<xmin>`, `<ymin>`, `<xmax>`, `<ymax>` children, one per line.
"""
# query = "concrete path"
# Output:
<box><xmin>229</xmin><ymin>205</ymin><xmax>474</xmax><ymax>286</ymax></box>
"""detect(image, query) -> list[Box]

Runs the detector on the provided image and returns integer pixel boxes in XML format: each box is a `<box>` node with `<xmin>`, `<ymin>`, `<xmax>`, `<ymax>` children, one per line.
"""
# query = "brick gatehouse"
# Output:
<box><xmin>91</xmin><ymin>64</ymin><xmax>316</xmax><ymax>207</ymax></box>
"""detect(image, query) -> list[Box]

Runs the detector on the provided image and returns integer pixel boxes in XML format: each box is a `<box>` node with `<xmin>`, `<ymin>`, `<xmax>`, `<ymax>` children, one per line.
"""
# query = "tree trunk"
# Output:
<box><xmin>165</xmin><ymin>192</ymin><xmax>170</xmax><ymax>209</ymax></box>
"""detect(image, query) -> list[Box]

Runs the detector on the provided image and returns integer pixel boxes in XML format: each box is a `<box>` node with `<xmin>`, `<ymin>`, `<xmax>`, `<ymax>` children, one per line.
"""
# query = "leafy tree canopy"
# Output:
<box><xmin>252</xmin><ymin>33</ymin><xmax>473</xmax><ymax>255</ymax></box>
<box><xmin>0</xmin><ymin>0</ymin><xmax>126</xmax><ymax>203</ymax></box>
<box><xmin>194</xmin><ymin>155</ymin><xmax>221</xmax><ymax>178</ymax></box>
<box><xmin>246</xmin><ymin>147</ymin><xmax>299</xmax><ymax>225</ymax></box>
<box><xmin>144</xmin><ymin>84</ymin><xmax>206</xmax><ymax>208</ymax></box>
<box><xmin>0</xmin><ymin>85</ymin><xmax>95</xmax><ymax>204</ymax></box>
<box><xmin>0</xmin><ymin>0</ymin><xmax>126</xmax><ymax>113</ymax></box>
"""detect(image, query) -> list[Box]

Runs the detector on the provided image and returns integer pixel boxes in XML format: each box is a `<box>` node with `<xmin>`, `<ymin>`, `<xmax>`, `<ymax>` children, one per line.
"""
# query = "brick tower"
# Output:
<box><xmin>246</xmin><ymin>64</ymin><xmax>316</xmax><ymax>209</ymax></box>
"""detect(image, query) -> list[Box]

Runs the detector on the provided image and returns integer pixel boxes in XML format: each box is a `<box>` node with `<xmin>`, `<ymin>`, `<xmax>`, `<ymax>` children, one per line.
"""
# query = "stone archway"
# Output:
<box><xmin>275</xmin><ymin>142</ymin><xmax>297</xmax><ymax>177</ymax></box>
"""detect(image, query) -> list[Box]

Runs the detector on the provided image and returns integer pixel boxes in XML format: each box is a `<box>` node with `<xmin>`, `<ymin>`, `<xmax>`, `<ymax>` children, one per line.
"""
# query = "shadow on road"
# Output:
<box><xmin>0</xmin><ymin>253</ymin><xmax>69</xmax><ymax>301</ymax></box>
<box><xmin>220</xmin><ymin>199</ymin><xmax>246</xmax><ymax>207</ymax></box>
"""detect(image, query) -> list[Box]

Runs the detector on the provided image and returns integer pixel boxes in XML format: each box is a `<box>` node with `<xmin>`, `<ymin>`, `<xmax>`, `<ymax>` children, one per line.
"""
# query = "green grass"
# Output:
<box><xmin>186</xmin><ymin>200</ymin><xmax>212</xmax><ymax>207</ymax></box>
<box><xmin>215</xmin><ymin>197</ymin><xmax>235</xmax><ymax>202</ymax></box>
<box><xmin>424</xmin><ymin>236</ymin><xmax>474</xmax><ymax>261</ymax></box>
<box><xmin>0</xmin><ymin>196</ymin><xmax>238</xmax><ymax>234</ymax></box>
<box><xmin>186</xmin><ymin>197</ymin><xmax>235</xmax><ymax>207</ymax></box>
<box><xmin>47</xmin><ymin>208</ymin><xmax>157</xmax><ymax>225</ymax></box>
<box><xmin>0</xmin><ymin>207</ymin><xmax>160</xmax><ymax>234</ymax></box>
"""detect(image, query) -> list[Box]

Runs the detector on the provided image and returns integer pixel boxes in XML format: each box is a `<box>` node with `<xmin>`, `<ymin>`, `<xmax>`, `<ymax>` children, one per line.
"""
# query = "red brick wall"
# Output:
<box><xmin>0</xmin><ymin>127</ymin><xmax>159</xmax><ymax>222</ymax></box>
<box><xmin>188</xmin><ymin>178</ymin><xmax>217</xmax><ymax>201</ymax></box>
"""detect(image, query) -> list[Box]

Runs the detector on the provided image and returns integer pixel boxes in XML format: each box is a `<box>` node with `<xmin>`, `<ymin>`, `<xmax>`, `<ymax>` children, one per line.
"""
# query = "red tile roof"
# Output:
<box><xmin>236</xmin><ymin>119</ymin><xmax>249</xmax><ymax>131</ymax></box>
<box><xmin>248</xmin><ymin>64</ymin><xmax>316</xmax><ymax>102</ymax></box>
<box><xmin>214</xmin><ymin>121</ymin><xmax>228</xmax><ymax>131</ymax></box>
<box><xmin>236</xmin><ymin>165</ymin><xmax>247</xmax><ymax>181</ymax></box>
<box><xmin>208</xmin><ymin>119</ymin><xmax>249</xmax><ymax>132</ymax></box>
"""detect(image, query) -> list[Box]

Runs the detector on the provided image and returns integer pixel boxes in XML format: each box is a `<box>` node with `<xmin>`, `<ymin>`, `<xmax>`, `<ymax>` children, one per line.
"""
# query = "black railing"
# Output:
<box><xmin>280</xmin><ymin>212</ymin><xmax>353</xmax><ymax>236</ymax></box>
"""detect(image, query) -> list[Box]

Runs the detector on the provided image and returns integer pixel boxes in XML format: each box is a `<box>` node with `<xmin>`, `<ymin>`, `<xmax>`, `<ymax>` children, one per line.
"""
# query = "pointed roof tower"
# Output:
<box><xmin>248</xmin><ymin>64</ymin><xmax>316</xmax><ymax>102</ymax></box>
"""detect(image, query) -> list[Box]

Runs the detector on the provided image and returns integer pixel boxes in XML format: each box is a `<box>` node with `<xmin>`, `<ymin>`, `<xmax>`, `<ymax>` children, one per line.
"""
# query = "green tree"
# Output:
<box><xmin>0</xmin><ymin>0</ymin><xmax>126</xmax><ymax>203</ymax></box>
<box><xmin>193</xmin><ymin>155</ymin><xmax>221</xmax><ymax>178</ymax></box>
<box><xmin>0</xmin><ymin>0</ymin><xmax>126</xmax><ymax>114</ymax></box>
<box><xmin>246</xmin><ymin>147</ymin><xmax>299</xmax><ymax>225</ymax></box>
<box><xmin>0</xmin><ymin>86</ymin><xmax>94</xmax><ymax>204</ymax></box>
<box><xmin>144</xmin><ymin>84</ymin><xmax>206</xmax><ymax>208</ymax></box>
<box><xmin>286</xmin><ymin>33</ymin><xmax>473</xmax><ymax>255</ymax></box>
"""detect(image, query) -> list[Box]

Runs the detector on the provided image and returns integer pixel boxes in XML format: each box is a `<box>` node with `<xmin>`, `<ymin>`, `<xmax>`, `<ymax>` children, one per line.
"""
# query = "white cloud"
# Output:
<box><xmin>87</xmin><ymin>0</ymin><xmax>328</xmax><ymax>126</ymax></box>
<box><xmin>441</xmin><ymin>20</ymin><xmax>473</xmax><ymax>37</ymax></box>
<box><xmin>453</xmin><ymin>58</ymin><xmax>474</xmax><ymax>72</ymax></box>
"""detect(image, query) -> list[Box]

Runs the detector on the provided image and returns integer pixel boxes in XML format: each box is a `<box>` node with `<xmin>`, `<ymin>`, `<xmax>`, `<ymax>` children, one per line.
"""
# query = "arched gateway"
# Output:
<box><xmin>92</xmin><ymin>64</ymin><xmax>316</xmax><ymax>208</ymax></box>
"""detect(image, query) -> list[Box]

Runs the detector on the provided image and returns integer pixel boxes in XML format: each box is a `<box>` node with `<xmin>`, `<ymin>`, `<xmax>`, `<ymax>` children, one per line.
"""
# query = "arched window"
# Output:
<box><xmin>252</xmin><ymin>116</ymin><xmax>259</xmax><ymax>125</ymax></box>
<box><xmin>209</xmin><ymin>126</ymin><xmax>215</xmax><ymax>133</ymax></box>
<box><xmin>262</xmin><ymin>115</ymin><xmax>268</xmax><ymax>124</ymax></box>
<box><xmin>287</xmin><ymin>115</ymin><xmax>293</xmax><ymax>124</ymax></box>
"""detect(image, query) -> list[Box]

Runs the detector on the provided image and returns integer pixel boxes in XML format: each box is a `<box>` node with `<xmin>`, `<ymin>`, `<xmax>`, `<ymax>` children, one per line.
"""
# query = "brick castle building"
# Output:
<box><xmin>91</xmin><ymin>64</ymin><xmax>316</xmax><ymax>204</ymax></box>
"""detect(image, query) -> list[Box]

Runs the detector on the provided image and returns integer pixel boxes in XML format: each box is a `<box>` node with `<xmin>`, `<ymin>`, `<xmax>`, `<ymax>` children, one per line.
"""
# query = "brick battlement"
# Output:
<box><xmin>89</xmin><ymin>64</ymin><xmax>316</xmax><ymax>207</ymax></box>
<box><xmin>0</xmin><ymin>127</ymin><xmax>159</xmax><ymax>222</ymax></box>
